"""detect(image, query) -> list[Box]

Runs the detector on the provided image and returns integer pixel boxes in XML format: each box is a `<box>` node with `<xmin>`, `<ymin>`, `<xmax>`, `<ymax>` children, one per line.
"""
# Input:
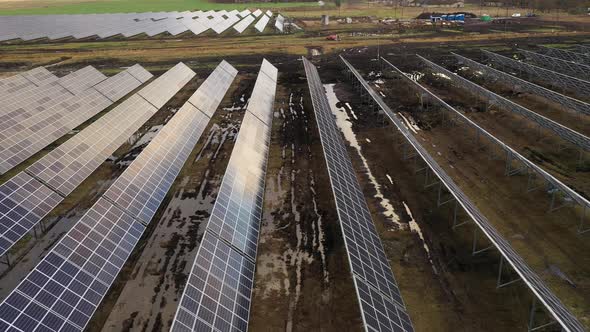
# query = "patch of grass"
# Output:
<box><xmin>0</xmin><ymin>0</ymin><xmax>323</xmax><ymax>16</ymax></box>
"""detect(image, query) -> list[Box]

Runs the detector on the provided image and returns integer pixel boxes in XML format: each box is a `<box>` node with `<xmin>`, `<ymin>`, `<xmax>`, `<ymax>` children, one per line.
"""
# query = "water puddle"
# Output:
<box><xmin>324</xmin><ymin>83</ymin><xmax>403</xmax><ymax>228</ymax></box>
<box><xmin>404</xmin><ymin>201</ymin><xmax>437</xmax><ymax>275</ymax></box>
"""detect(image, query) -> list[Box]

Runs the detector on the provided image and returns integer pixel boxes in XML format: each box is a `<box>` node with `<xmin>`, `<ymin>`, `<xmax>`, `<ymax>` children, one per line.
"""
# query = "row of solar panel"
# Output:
<box><xmin>303</xmin><ymin>57</ymin><xmax>414</xmax><ymax>332</ymax></box>
<box><xmin>0</xmin><ymin>9</ymin><xmax>285</xmax><ymax>42</ymax></box>
<box><xmin>171</xmin><ymin>59</ymin><xmax>277</xmax><ymax>332</ymax></box>
<box><xmin>0</xmin><ymin>64</ymin><xmax>152</xmax><ymax>175</ymax></box>
<box><xmin>0</xmin><ymin>60</ymin><xmax>240</xmax><ymax>332</ymax></box>
<box><xmin>0</xmin><ymin>63</ymin><xmax>202</xmax><ymax>264</ymax></box>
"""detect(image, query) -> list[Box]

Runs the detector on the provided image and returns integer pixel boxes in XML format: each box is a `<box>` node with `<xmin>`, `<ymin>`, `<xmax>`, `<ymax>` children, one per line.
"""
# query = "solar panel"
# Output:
<box><xmin>0</xmin><ymin>81</ymin><xmax>74</xmax><ymax>121</ymax></box>
<box><xmin>0</xmin><ymin>67</ymin><xmax>155</xmax><ymax>258</ymax></box>
<box><xmin>265</xmin><ymin>10</ymin><xmax>273</xmax><ymax>17</ymax></box>
<box><xmin>93</xmin><ymin>71</ymin><xmax>144</xmax><ymax>102</ymax></box>
<box><xmin>275</xmin><ymin>15</ymin><xmax>284</xmax><ymax>32</ymax></box>
<box><xmin>0</xmin><ymin>197</ymin><xmax>144</xmax><ymax>331</ymax></box>
<box><xmin>252</xmin><ymin>9</ymin><xmax>262</xmax><ymax>17</ymax></box>
<box><xmin>207</xmin><ymin>113</ymin><xmax>270</xmax><ymax>259</ymax></box>
<box><xmin>0</xmin><ymin>61</ymin><xmax>232</xmax><ymax>332</ymax></box>
<box><xmin>56</xmin><ymin>66</ymin><xmax>107</xmax><ymax>95</ymax></box>
<box><xmin>125</xmin><ymin>64</ymin><xmax>153</xmax><ymax>83</ymax></box>
<box><xmin>233</xmin><ymin>15</ymin><xmax>255</xmax><ymax>33</ymax></box>
<box><xmin>138</xmin><ymin>62</ymin><xmax>195</xmax><ymax>109</ymax></box>
<box><xmin>354</xmin><ymin>277</ymin><xmax>414</xmax><ymax>332</ymax></box>
<box><xmin>0</xmin><ymin>89</ymin><xmax>111</xmax><ymax>174</ymax></box>
<box><xmin>102</xmin><ymin>101</ymin><xmax>209</xmax><ymax>223</ymax></box>
<box><xmin>187</xmin><ymin>60</ymin><xmax>238</xmax><ymax>117</ymax></box>
<box><xmin>171</xmin><ymin>232</ymin><xmax>255</xmax><ymax>332</ymax></box>
<box><xmin>254</xmin><ymin>15</ymin><xmax>269</xmax><ymax>33</ymax></box>
<box><xmin>20</xmin><ymin>67</ymin><xmax>58</xmax><ymax>87</ymax></box>
<box><xmin>244</xmin><ymin>60</ymin><xmax>276</xmax><ymax>125</ymax></box>
<box><xmin>238</xmin><ymin>9</ymin><xmax>251</xmax><ymax>18</ymax></box>
<box><xmin>302</xmin><ymin>57</ymin><xmax>414</xmax><ymax>331</ymax></box>
<box><xmin>171</xmin><ymin>59</ymin><xmax>275</xmax><ymax>332</ymax></box>
<box><xmin>26</xmin><ymin>95</ymin><xmax>157</xmax><ymax>196</ymax></box>
<box><xmin>0</xmin><ymin>67</ymin><xmax>58</xmax><ymax>99</ymax></box>
<box><xmin>0</xmin><ymin>65</ymin><xmax>152</xmax><ymax>175</ymax></box>
<box><xmin>180</xmin><ymin>17</ymin><xmax>209</xmax><ymax>35</ymax></box>
<box><xmin>0</xmin><ymin>172</ymin><xmax>62</xmax><ymax>257</ymax></box>
<box><xmin>212</xmin><ymin>13</ymin><xmax>240</xmax><ymax>34</ymax></box>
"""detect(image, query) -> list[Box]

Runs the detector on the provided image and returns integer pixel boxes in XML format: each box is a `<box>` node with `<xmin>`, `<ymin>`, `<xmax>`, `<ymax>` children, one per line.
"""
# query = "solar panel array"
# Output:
<box><xmin>0</xmin><ymin>10</ymin><xmax>291</xmax><ymax>41</ymax></box>
<box><xmin>302</xmin><ymin>57</ymin><xmax>414</xmax><ymax>332</ymax></box>
<box><xmin>0</xmin><ymin>60</ymin><xmax>235</xmax><ymax>332</ymax></box>
<box><xmin>0</xmin><ymin>66</ymin><xmax>152</xmax><ymax>175</ymax></box>
<box><xmin>341</xmin><ymin>55</ymin><xmax>585</xmax><ymax>332</ymax></box>
<box><xmin>171</xmin><ymin>59</ymin><xmax>276</xmax><ymax>332</ymax></box>
<box><xmin>0</xmin><ymin>64</ymin><xmax>155</xmax><ymax>259</ymax></box>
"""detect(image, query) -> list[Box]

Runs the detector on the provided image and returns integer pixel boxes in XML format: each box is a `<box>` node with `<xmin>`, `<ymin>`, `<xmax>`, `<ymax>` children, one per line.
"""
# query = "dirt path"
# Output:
<box><xmin>249</xmin><ymin>67</ymin><xmax>362</xmax><ymax>332</ymax></box>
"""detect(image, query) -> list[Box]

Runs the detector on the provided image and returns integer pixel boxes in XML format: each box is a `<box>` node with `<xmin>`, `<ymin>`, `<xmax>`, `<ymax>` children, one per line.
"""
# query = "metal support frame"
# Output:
<box><xmin>497</xmin><ymin>256</ymin><xmax>522</xmax><ymax>288</ymax></box>
<box><xmin>528</xmin><ymin>297</ymin><xmax>559</xmax><ymax>332</ymax></box>
<box><xmin>383</xmin><ymin>55</ymin><xmax>590</xmax><ymax>236</ymax></box>
<box><xmin>472</xmin><ymin>228</ymin><xmax>494</xmax><ymax>255</ymax></box>
<box><xmin>342</xmin><ymin>55</ymin><xmax>585</xmax><ymax>331</ymax></box>
<box><xmin>419</xmin><ymin>55</ymin><xmax>590</xmax><ymax>154</ymax></box>
<box><xmin>519</xmin><ymin>49</ymin><xmax>590</xmax><ymax>82</ymax></box>
<box><xmin>482</xmin><ymin>50</ymin><xmax>590</xmax><ymax>101</ymax></box>
<box><xmin>437</xmin><ymin>182</ymin><xmax>455</xmax><ymax>207</ymax></box>
<box><xmin>539</xmin><ymin>46</ymin><xmax>590</xmax><ymax>66</ymax></box>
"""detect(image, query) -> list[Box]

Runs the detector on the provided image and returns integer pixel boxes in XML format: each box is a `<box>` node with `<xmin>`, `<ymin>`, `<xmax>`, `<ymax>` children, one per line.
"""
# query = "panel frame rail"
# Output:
<box><xmin>418</xmin><ymin>54</ymin><xmax>590</xmax><ymax>164</ymax></box>
<box><xmin>452</xmin><ymin>52</ymin><xmax>590</xmax><ymax>117</ymax></box>
<box><xmin>303</xmin><ymin>57</ymin><xmax>415</xmax><ymax>332</ymax></box>
<box><xmin>482</xmin><ymin>50</ymin><xmax>590</xmax><ymax>101</ymax></box>
<box><xmin>382</xmin><ymin>56</ymin><xmax>590</xmax><ymax>234</ymax></box>
<box><xmin>340</xmin><ymin>54</ymin><xmax>585</xmax><ymax>332</ymax></box>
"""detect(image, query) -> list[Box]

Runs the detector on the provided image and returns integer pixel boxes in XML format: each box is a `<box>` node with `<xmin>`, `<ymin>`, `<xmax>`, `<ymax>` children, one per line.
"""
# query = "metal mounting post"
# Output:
<box><xmin>424</xmin><ymin>168</ymin><xmax>440</xmax><ymax>189</ymax></box>
<box><xmin>578</xmin><ymin>205</ymin><xmax>590</xmax><ymax>234</ymax></box>
<box><xmin>497</xmin><ymin>256</ymin><xmax>521</xmax><ymax>288</ymax></box>
<box><xmin>452</xmin><ymin>201</ymin><xmax>468</xmax><ymax>229</ymax></box>
<box><xmin>472</xmin><ymin>228</ymin><xmax>493</xmax><ymax>255</ymax></box>
<box><xmin>549</xmin><ymin>189</ymin><xmax>570</xmax><ymax>212</ymax></box>
<box><xmin>505</xmin><ymin>151</ymin><xmax>527</xmax><ymax>176</ymax></box>
<box><xmin>0</xmin><ymin>253</ymin><xmax>10</xmax><ymax>267</ymax></box>
<box><xmin>525</xmin><ymin>170</ymin><xmax>544</xmax><ymax>193</ymax></box>
<box><xmin>437</xmin><ymin>182</ymin><xmax>455</xmax><ymax>207</ymax></box>
<box><xmin>528</xmin><ymin>297</ymin><xmax>558</xmax><ymax>332</ymax></box>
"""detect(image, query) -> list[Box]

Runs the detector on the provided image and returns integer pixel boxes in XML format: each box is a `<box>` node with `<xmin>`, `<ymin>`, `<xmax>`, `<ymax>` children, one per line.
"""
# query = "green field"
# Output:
<box><xmin>0</xmin><ymin>0</ymin><xmax>324</xmax><ymax>15</ymax></box>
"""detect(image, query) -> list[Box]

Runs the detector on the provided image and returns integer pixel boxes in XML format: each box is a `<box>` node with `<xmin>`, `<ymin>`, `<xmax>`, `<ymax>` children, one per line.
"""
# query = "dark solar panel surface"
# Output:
<box><xmin>303</xmin><ymin>57</ymin><xmax>414</xmax><ymax>332</ymax></box>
